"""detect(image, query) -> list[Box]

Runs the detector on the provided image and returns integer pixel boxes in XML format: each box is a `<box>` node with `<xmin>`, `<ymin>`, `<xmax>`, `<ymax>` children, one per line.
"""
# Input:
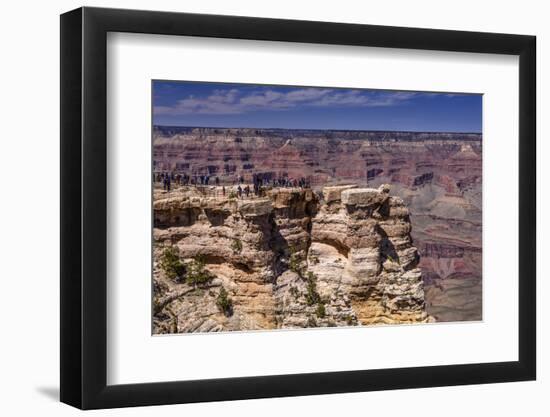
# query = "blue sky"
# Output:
<box><xmin>153</xmin><ymin>81</ymin><xmax>482</xmax><ymax>133</ymax></box>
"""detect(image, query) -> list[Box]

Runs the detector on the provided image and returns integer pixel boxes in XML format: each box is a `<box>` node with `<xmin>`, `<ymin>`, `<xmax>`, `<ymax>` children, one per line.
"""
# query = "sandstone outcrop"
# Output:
<box><xmin>153</xmin><ymin>127</ymin><xmax>482</xmax><ymax>322</ymax></box>
<box><xmin>153</xmin><ymin>184</ymin><xmax>431</xmax><ymax>333</ymax></box>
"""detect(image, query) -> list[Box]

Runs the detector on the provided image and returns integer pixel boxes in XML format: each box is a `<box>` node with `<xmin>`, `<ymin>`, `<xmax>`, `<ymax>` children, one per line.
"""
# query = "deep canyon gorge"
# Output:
<box><xmin>153</xmin><ymin>127</ymin><xmax>482</xmax><ymax>333</ymax></box>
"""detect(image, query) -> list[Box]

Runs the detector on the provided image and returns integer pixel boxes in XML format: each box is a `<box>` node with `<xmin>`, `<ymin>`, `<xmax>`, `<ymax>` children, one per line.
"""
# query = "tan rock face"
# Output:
<box><xmin>323</xmin><ymin>185</ymin><xmax>358</xmax><ymax>203</ymax></box>
<box><xmin>153</xmin><ymin>184</ymin><xmax>431</xmax><ymax>333</ymax></box>
<box><xmin>153</xmin><ymin>127</ymin><xmax>483</xmax><ymax>323</ymax></box>
<box><xmin>341</xmin><ymin>188</ymin><xmax>387</xmax><ymax>207</ymax></box>
<box><xmin>310</xmin><ymin>185</ymin><xmax>428</xmax><ymax>324</ymax></box>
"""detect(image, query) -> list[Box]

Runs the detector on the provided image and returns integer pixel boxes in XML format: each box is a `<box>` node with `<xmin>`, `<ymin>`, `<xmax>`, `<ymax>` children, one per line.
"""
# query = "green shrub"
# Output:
<box><xmin>305</xmin><ymin>271</ymin><xmax>321</xmax><ymax>306</ymax></box>
<box><xmin>288</xmin><ymin>246</ymin><xmax>304</xmax><ymax>275</ymax></box>
<box><xmin>152</xmin><ymin>297</ymin><xmax>163</xmax><ymax>315</ymax></box>
<box><xmin>228</xmin><ymin>191</ymin><xmax>237</xmax><ymax>199</ymax></box>
<box><xmin>216</xmin><ymin>287</ymin><xmax>233</xmax><ymax>317</ymax></box>
<box><xmin>186</xmin><ymin>255</ymin><xmax>214</xmax><ymax>287</ymax></box>
<box><xmin>159</xmin><ymin>246</ymin><xmax>185</xmax><ymax>281</ymax></box>
<box><xmin>231</xmin><ymin>238</ymin><xmax>243</xmax><ymax>253</ymax></box>
<box><xmin>315</xmin><ymin>303</ymin><xmax>326</xmax><ymax>318</ymax></box>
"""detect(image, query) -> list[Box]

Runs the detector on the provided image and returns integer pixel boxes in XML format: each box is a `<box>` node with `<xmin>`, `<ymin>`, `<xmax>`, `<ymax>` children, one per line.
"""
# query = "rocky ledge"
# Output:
<box><xmin>153</xmin><ymin>184</ymin><xmax>433</xmax><ymax>333</ymax></box>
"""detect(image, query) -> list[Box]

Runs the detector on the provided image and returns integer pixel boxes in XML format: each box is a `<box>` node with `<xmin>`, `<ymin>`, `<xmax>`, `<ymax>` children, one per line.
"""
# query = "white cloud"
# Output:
<box><xmin>153</xmin><ymin>87</ymin><xmax>423</xmax><ymax>115</ymax></box>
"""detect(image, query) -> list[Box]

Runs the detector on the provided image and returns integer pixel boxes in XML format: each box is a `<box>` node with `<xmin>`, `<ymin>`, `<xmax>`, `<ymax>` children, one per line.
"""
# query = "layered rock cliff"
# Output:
<box><xmin>153</xmin><ymin>185</ymin><xmax>431</xmax><ymax>333</ymax></box>
<box><xmin>153</xmin><ymin>127</ymin><xmax>482</xmax><ymax>322</ymax></box>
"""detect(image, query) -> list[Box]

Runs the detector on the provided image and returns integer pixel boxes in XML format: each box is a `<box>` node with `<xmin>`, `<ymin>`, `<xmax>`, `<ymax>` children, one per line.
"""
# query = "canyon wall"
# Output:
<box><xmin>153</xmin><ymin>185</ymin><xmax>431</xmax><ymax>333</ymax></box>
<box><xmin>153</xmin><ymin>127</ymin><xmax>483</xmax><ymax>322</ymax></box>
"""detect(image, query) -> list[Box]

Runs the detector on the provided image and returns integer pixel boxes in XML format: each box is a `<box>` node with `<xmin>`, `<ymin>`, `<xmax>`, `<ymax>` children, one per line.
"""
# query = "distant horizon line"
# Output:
<box><xmin>153</xmin><ymin>124</ymin><xmax>482</xmax><ymax>135</ymax></box>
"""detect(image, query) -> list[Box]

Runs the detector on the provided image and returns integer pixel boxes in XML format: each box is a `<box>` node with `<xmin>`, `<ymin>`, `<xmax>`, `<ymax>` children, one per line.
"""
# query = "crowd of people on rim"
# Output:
<box><xmin>155</xmin><ymin>172</ymin><xmax>221</xmax><ymax>190</ymax></box>
<box><xmin>154</xmin><ymin>171</ymin><xmax>311</xmax><ymax>197</ymax></box>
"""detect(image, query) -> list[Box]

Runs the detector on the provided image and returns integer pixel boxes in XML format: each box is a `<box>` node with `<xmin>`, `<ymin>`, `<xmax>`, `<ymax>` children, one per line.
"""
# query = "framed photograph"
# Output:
<box><xmin>60</xmin><ymin>6</ymin><xmax>536</xmax><ymax>409</ymax></box>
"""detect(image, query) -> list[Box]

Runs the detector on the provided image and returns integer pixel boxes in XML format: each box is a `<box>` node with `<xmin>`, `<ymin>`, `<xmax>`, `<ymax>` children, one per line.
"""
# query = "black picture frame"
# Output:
<box><xmin>60</xmin><ymin>6</ymin><xmax>536</xmax><ymax>410</ymax></box>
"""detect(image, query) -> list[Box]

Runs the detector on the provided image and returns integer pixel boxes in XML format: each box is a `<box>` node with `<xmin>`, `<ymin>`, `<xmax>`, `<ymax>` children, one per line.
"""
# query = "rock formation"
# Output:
<box><xmin>153</xmin><ymin>127</ymin><xmax>483</xmax><ymax>322</ymax></box>
<box><xmin>153</xmin><ymin>185</ymin><xmax>432</xmax><ymax>333</ymax></box>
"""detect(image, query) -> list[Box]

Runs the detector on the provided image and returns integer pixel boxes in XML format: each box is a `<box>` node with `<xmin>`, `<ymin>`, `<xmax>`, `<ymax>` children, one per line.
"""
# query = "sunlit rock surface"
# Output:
<box><xmin>153</xmin><ymin>127</ymin><xmax>482</xmax><ymax>325</ymax></box>
<box><xmin>153</xmin><ymin>185</ymin><xmax>432</xmax><ymax>333</ymax></box>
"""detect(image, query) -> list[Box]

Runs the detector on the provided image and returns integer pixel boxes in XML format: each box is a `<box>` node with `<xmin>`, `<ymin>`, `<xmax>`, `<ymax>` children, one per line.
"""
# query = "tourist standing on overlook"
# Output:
<box><xmin>163</xmin><ymin>173</ymin><xmax>171</xmax><ymax>192</ymax></box>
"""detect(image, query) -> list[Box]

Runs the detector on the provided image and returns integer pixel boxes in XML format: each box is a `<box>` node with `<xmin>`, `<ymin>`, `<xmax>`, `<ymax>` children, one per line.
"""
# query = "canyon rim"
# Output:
<box><xmin>152</xmin><ymin>81</ymin><xmax>482</xmax><ymax>334</ymax></box>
